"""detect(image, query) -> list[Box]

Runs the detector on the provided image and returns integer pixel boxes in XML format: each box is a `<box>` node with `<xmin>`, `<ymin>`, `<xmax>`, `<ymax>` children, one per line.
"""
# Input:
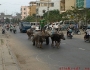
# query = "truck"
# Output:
<box><xmin>19</xmin><ymin>22</ymin><xmax>31</xmax><ymax>33</ymax></box>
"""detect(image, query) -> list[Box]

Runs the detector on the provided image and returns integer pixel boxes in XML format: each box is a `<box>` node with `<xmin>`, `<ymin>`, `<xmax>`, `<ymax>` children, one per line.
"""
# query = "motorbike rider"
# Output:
<box><xmin>13</xmin><ymin>25</ymin><xmax>16</xmax><ymax>33</ymax></box>
<box><xmin>2</xmin><ymin>26</ymin><xmax>5</xmax><ymax>34</ymax></box>
<box><xmin>67</xmin><ymin>27</ymin><xmax>73</xmax><ymax>36</ymax></box>
<box><xmin>84</xmin><ymin>26</ymin><xmax>90</xmax><ymax>40</ymax></box>
<box><xmin>10</xmin><ymin>25</ymin><xmax>13</xmax><ymax>32</ymax></box>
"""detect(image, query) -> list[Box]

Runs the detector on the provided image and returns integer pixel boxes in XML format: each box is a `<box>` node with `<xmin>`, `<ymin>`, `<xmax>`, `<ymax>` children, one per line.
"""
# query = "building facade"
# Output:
<box><xmin>76</xmin><ymin>0</ymin><xmax>90</xmax><ymax>8</ymax></box>
<box><xmin>65</xmin><ymin>0</ymin><xmax>76</xmax><ymax>11</ymax></box>
<box><xmin>0</xmin><ymin>13</ymin><xmax>12</xmax><ymax>23</ymax></box>
<box><xmin>29</xmin><ymin>1</ymin><xmax>37</xmax><ymax>16</ymax></box>
<box><xmin>36</xmin><ymin>0</ymin><xmax>60</xmax><ymax>16</ymax></box>
<box><xmin>21</xmin><ymin>6</ymin><xmax>29</xmax><ymax>20</ymax></box>
<box><xmin>60</xmin><ymin>0</ymin><xmax>65</xmax><ymax>12</ymax></box>
<box><xmin>76</xmin><ymin>0</ymin><xmax>85</xmax><ymax>8</ymax></box>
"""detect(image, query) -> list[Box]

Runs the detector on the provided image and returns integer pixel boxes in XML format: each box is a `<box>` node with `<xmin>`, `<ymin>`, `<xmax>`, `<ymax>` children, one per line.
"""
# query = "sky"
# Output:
<box><xmin>0</xmin><ymin>0</ymin><xmax>36</xmax><ymax>15</ymax></box>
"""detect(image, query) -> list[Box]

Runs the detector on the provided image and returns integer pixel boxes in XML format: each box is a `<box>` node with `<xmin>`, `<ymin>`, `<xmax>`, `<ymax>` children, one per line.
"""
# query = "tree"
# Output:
<box><xmin>43</xmin><ymin>10</ymin><xmax>62</xmax><ymax>22</ymax></box>
<box><xmin>5</xmin><ymin>18</ymin><xmax>10</xmax><ymax>23</ymax></box>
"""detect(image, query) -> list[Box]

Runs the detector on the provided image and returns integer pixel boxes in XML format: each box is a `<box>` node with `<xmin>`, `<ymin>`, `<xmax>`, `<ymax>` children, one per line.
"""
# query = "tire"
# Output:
<box><xmin>89</xmin><ymin>36</ymin><xmax>90</xmax><ymax>43</ymax></box>
<box><xmin>20</xmin><ymin>29</ymin><xmax>22</xmax><ymax>33</ymax></box>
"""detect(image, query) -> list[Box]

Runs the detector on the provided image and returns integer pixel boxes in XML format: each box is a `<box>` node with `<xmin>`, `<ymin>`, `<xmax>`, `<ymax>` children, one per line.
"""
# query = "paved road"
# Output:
<box><xmin>9</xmin><ymin>28</ymin><xmax>90</xmax><ymax>70</ymax></box>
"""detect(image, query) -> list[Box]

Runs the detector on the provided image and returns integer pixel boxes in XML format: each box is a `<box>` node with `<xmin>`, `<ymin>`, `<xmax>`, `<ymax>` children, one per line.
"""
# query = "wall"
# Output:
<box><xmin>65</xmin><ymin>0</ymin><xmax>76</xmax><ymax>11</ymax></box>
<box><xmin>21</xmin><ymin>6</ymin><xmax>29</xmax><ymax>20</ymax></box>
<box><xmin>29</xmin><ymin>5</ymin><xmax>36</xmax><ymax>16</ymax></box>
<box><xmin>37</xmin><ymin>0</ymin><xmax>60</xmax><ymax>16</ymax></box>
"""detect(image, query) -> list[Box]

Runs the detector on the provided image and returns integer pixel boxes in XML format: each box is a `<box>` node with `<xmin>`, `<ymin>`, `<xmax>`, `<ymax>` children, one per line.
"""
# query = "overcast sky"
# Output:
<box><xmin>0</xmin><ymin>0</ymin><xmax>36</xmax><ymax>15</ymax></box>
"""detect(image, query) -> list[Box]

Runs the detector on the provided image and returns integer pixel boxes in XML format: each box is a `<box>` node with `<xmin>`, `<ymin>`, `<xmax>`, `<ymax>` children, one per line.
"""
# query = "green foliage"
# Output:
<box><xmin>23</xmin><ymin>15</ymin><xmax>40</xmax><ymax>22</ymax></box>
<box><xmin>5</xmin><ymin>18</ymin><xmax>10</xmax><ymax>23</ymax></box>
<box><xmin>11</xmin><ymin>18</ymin><xmax>20</xmax><ymax>23</ymax></box>
<box><xmin>43</xmin><ymin>10</ymin><xmax>62</xmax><ymax>22</ymax></box>
<box><xmin>61</xmin><ymin>6</ymin><xmax>90</xmax><ymax>23</ymax></box>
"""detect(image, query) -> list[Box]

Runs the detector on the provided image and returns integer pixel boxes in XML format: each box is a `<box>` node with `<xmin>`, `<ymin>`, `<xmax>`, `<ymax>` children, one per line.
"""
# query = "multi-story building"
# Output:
<box><xmin>65</xmin><ymin>0</ymin><xmax>76</xmax><ymax>11</ymax></box>
<box><xmin>29</xmin><ymin>1</ymin><xmax>37</xmax><ymax>16</ymax></box>
<box><xmin>60</xmin><ymin>0</ymin><xmax>65</xmax><ymax>13</ymax></box>
<box><xmin>36</xmin><ymin>0</ymin><xmax>60</xmax><ymax>16</ymax></box>
<box><xmin>76</xmin><ymin>0</ymin><xmax>84</xmax><ymax>8</ymax></box>
<box><xmin>0</xmin><ymin>13</ymin><xmax>12</xmax><ymax>23</ymax></box>
<box><xmin>86</xmin><ymin>0</ymin><xmax>90</xmax><ymax>8</ymax></box>
<box><xmin>76</xmin><ymin>0</ymin><xmax>90</xmax><ymax>8</ymax></box>
<box><xmin>60</xmin><ymin>0</ymin><xmax>76</xmax><ymax>13</ymax></box>
<box><xmin>21</xmin><ymin>6</ymin><xmax>29</xmax><ymax>20</ymax></box>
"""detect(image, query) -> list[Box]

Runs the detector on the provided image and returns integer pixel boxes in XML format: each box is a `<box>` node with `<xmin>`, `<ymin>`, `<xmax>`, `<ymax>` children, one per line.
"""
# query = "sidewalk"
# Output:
<box><xmin>0</xmin><ymin>27</ymin><xmax>21</xmax><ymax>70</ymax></box>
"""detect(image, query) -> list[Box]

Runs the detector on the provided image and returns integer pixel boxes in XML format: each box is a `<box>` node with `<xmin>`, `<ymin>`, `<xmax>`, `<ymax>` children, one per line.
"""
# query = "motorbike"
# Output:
<box><xmin>2</xmin><ymin>29</ymin><xmax>5</xmax><ymax>34</ymax></box>
<box><xmin>84</xmin><ymin>35</ymin><xmax>90</xmax><ymax>43</ymax></box>
<box><xmin>10</xmin><ymin>29</ymin><xmax>12</xmax><ymax>32</ymax></box>
<box><xmin>13</xmin><ymin>29</ymin><xmax>16</xmax><ymax>34</ymax></box>
<box><xmin>67</xmin><ymin>32</ymin><xmax>73</xmax><ymax>39</ymax></box>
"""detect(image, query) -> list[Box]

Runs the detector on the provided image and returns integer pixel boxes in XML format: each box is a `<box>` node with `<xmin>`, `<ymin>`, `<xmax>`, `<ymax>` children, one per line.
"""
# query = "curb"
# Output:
<box><xmin>6</xmin><ymin>43</ymin><xmax>21</xmax><ymax>70</ymax></box>
<box><xmin>0</xmin><ymin>27</ymin><xmax>21</xmax><ymax>70</ymax></box>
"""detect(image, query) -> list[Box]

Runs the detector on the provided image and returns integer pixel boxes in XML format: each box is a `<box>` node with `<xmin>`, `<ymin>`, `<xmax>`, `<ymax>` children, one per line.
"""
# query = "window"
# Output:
<box><xmin>24</xmin><ymin>8</ymin><xmax>26</xmax><ymax>10</ymax></box>
<box><xmin>51</xmin><ymin>3</ymin><xmax>54</xmax><ymax>7</ymax></box>
<box><xmin>24</xmin><ymin>16</ymin><xmax>25</xmax><ymax>18</ymax></box>
<box><xmin>44</xmin><ymin>3</ymin><xmax>47</xmax><ymax>6</ymax></box>
<box><xmin>37</xmin><ymin>3</ymin><xmax>40</xmax><ymax>6</ymax></box>
<box><xmin>24</xmin><ymin>12</ymin><xmax>26</xmax><ymax>14</ymax></box>
<box><xmin>43</xmin><ymin>10</ymin><xmax>46</xmax><ymax>13</ymax></box>
<box><xmin>41</xmin><ymin>3</ymin><xmax>44</xmax><ymax>6</ymax></box>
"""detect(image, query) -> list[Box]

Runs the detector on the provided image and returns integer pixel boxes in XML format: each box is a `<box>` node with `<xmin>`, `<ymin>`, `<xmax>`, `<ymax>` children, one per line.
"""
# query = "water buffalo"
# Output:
<box><xmin>51</xmin><ymin>31</ymin><xmax>65</xmax><ymax>48</ymax></box>
<box><xmin>32</xmin><ymin>30</ymin><xmax>50</xmax><ymax>48</ymax></box>
<box><xmin>27</xmin><ymin>29</ymin><xmax>34</xmax><ymax>40</ymax></box>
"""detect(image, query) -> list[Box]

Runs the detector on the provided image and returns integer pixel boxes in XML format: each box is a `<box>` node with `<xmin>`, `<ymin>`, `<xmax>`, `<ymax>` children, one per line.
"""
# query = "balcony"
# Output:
<box><xmin>60</xmin><ymin>0</ymin><xmax>65</xmax><ymax>3</ymax></box>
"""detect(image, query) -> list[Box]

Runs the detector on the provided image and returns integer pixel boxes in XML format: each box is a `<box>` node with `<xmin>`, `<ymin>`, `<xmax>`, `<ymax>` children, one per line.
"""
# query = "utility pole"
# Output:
<box><xmin>47</xmin><ymin>0</ymin><xmax>49</xmax><ymax>24</ymax></box>
<box><xmin>36</xmin><ymin>0</ymin><xmax>38</xmax><ymax>23</ymax></box>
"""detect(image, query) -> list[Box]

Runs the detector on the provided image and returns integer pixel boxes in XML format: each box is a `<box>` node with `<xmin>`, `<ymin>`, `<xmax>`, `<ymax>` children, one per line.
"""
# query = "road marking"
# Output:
<box><xmin>79</xmin><ymin>48</ymin><xmax>85</xmax><ymax>50</ymax></box>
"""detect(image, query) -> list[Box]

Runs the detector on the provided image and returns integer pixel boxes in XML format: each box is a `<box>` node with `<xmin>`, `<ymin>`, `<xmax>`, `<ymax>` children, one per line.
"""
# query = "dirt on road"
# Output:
<box><xmin>7</xmin><ymin>34</ymin><xmax>50</xmax><ymax>70</ymax></box>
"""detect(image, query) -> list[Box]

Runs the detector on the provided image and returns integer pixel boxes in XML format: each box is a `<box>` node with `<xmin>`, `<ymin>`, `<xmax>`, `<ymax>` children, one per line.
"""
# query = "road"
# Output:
<box><xmin>8</xmin><ymin>28</ymin><xmax>90</xmax><ymax>70</ymax></box>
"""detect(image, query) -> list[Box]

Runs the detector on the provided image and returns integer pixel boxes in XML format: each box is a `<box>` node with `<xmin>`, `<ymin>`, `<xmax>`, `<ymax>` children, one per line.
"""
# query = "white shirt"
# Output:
<box><xmin>86</xmin><ymin>29</ymin><xmax>90</xmax><ymax>35</ymax></box>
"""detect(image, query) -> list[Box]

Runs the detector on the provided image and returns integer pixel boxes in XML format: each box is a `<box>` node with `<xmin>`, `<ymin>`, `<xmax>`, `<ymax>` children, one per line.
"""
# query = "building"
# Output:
<box><xmin>15</xmin><ymin>13</ymin><xmax>21</xmax><ymax>20</ymax></box>
<box><xmin>29</xmin><ymin>1</ymin><xmax>37</xmax><ymax>16</ymax></box>
<box><xmin>65</xmin><ymin>0</ymin><xmax>76</xmax><ymax>11</ymax></box>
<box><xmin>76</xmin><ymin>0</ymin><xmax>90</xmax><ymax>8</ymax></box>
<box><xmin>21</xmin><ymin>6</ymin><xmax>29</xmax><ymax>20</ymax></box>
<box><xmin>0</xmin><ymin>13</ymin><xmax>12</xmax><ymax>23</ymax></box>
<box><xmin>60</xmin><ymin>0</ymin><xmax>65</xmax><ymax>13</ymax></box>
<box><xmin>60</xmin><ymin>0</ymin><xmax>76</xmax><ymax>13</ymax></box>
<box><xmin>76</xmin><ymin>0</ymin><xmax>85</xmax><ymax>8</ymax></box>
<box><xmin>36</xmin><ymin>0</ymin><xmax>60</xmax><ymax>16</ymax></box>
<box><xmin>12</xmin><ymin>13</ymin><xmax>21</xmax><ymax>22</ymax></box>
